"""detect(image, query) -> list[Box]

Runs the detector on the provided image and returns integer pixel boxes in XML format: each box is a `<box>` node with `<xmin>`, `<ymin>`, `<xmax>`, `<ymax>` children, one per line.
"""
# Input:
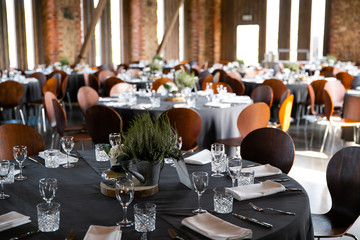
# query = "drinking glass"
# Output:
<box><xmin>109</xmin><ymin>133</ymin><xmax>121</xmax><ymax>147</ymax></box>
<box><xmin>60</xmin><ymin>136</ymin><xmax>75</xmax><ymax>168</ymax></box>
<box><xmin>134</xmin><ymin>203</ymin><xmax>156</xmax><ymax>240</ymax></box>
<box><xmin>211</xmin><ymin>143</ymin><xmax>225</xmax><ymax>177</ymax></box>
<box><xmin>39</xmin><ymin>178</ymin><xmax>58</xmax><ymax>204</ymax></box>
<box><xmin>13</xmin><ymin>146</ymin><xmax>27</xmax><ymax>180</ymax></box>
<box><xmin>227</xmin><ymin>157</ymin><xmax>242</xmax><ymax>187</ymax></box>
<box><xmin>0</xmin><ymin>160</ymin><xmax>10</xmax><ymax>199</ymax></box>
<box><xmin>192</xmin><ymin>172</ymin><xmax>209</xmax><ymax>214</ymax></box>
<box><xmin>115</xmin><ymin>177</ymin><xmax>134</xmax><ymax>227</ymax></box>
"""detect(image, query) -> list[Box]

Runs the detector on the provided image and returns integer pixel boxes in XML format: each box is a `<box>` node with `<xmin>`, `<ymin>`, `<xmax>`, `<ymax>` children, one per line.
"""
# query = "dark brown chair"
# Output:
<box><xmin>217</xmin><ymin>103</ymin><xmax>271</xmax><ymax>154</ymax></box>
<box><xmin>223</xmin><ymin>77</ymin><xmax>245</xmax><ymax>96</ymax></box>
<box><xmin>320</xmin><ymin>66</ymin><xmax>334</xmax><ymax>77</ymax></box>
<box><xmin>104</xmin><ymin>77</ymin><xmax>125</xmax><ymax>96</ymax></box>
<box><xmin>279</xmin><ymin>89</ymin><xmax>290</xmax><ymax>106</ymax></box>
<box><xmin>98</xmin><ymin>69</ymin><xmax>115</xmax><ymax>83</ymax></box>
<box><xmin>57</xmin><ymin>75</ymin><xmax>70</xmax><ymax>108</ymax></box>
<box><xmin>77</xmin><ymin>86</ymin><xmax>99</xmax><ymax>114</ymax></box>
<box><xmin>0</xmin><ymin>124</ymin><xmax>45</xmax><ymax>160</ymax></box>
<box><xmin>261</xmin><ymin>78</ymin><xmax>287</xmax><ymax>106</ymax></box>
<box><xmin>226</xmin><ymin>71</ymin><xmax>242</xmax><ymax>81</ymax></box>
<box><xmin>160</xmin><ymin>108</ymin><xmax>202</xmax><ymax>151</ymax></box>
<box><xmin>212</xmin><ymin>69</ymin><xmax>227</xmax><ymax>82</ymax></box>
<box><xmin>0</xmin><ymin>80</ymin><xmax>25</xmax><ymax>124</ymax></box>
<box><xmin>84</xmin><ymin>105</ymin><xmax>123</xmax><ymax>144</ymax></box>
<box><xmin>109</xmin><ymin>83</ymin><xmax>135</xmax><ymax>97</ymax></box>
<box><xmin>49</xmin><ymin>70</ymin><xmax>68</xmax><ymax>95</ymax></box>
<box><xmin>88</xmin><ymin>74</ymin><xmax>101</xmax><ymax>93</ymax></box>
<box><xmin>336</xmin><ymin>72</ymin><xmax>354</xmax><ymax>90</ymax></box>
<box><xmin>241</xmin><ymin>127</ymin><xmax>295</xmax><ymax>174</ymax></box>
<box><xmin>312</xmin><ymin>146</ymin><xmax>360</xmax><ymax>240</ymax></box>
<box><xmin>29</xmin><ymin>72</ymin><xmax>47</xmax><ymax>89</ymax></box>
<box><xmin>311</xmin><ymin>79</ymin><xmax>327</xmax><ymax>106</ymax></box>
<box><xmin>151</xmin><ymin>78</ymin><xmax>173</xmax><ymax>92</ymax></box>
<box><xmin>250</xmin><ymin>85</ymin><xmax>274</xmax><ymax>107</ymax></box>
<box><xmin>42</xmin><ymin>77</ymin><xmax>58</xmax><ymax>96</ymax></box>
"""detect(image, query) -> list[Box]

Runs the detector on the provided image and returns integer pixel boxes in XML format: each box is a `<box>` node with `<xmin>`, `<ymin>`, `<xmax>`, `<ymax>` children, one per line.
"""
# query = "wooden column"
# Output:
<box><xmin>297</xmin><ymin>0</ymin><xmax>312</xmax><ymax>60</ymax></box>
<box><xmin>0</xmin><ymin>0</ymin><xmax>9</xmax><ymax>70</ymax></box>
<box><xmin>32</xmin><ymin>0</ymin><xmax>44</xmax><ymax>65</ymax></box>
<box><xmin>163</xmin><ymin>0</ymin><xmax>180</xmax><ymax>60</ymax></box>
<box><xmin>323</xmin><ymin>0</ymin><xmax>332</xmax><ymax>56</ymax></box>
<box><xmin>101</xmin><ymin>0</ymin><xmax>112</xmax><ymax>69</ymax></box>
<box><xmin>15</xmin><ymin>0</ymin><xmax>27</xmax><ymax>70</ymax></box>
<box><xmin>278</xmin><ymin>0</ymin><xmax>291</xmax><ymax>60</ymax></box>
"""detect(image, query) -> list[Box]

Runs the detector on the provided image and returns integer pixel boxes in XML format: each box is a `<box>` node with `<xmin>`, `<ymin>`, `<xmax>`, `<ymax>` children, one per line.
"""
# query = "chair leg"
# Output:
<box><xmin>41</xmin><ymin>106</ymin><xmax>47</xmax><ymax>132</ymax></box>
<box><xmin>17</xmin><ymin>107</ymin><xmax>26</xmax><ymax>125</ymax></box>
<box><xmin>344</xmin><ymin>232</ymin><xmax>359</xmax><ymax>240</ymax></box>
<box><xmin>51</xmin><ymin>132</ymin><xmax>57</xmax><ymax>149</ymax></box>
<box><xmin>320</xmin><ymin>124</ymin><xmax>330</xmax><ymax>153</ymax></box>
<box><xmin>330</xmin><ymin>126</ymin><xmax>337</xmax><ymax>156</ymax></box>
<box><xmin>296</xmin><ymin>104</ymin><xmax>303</xmax><ymax>127</ymax></box>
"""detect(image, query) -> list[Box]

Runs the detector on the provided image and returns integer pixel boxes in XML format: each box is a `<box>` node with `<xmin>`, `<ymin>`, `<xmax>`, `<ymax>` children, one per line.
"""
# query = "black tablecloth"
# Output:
<box><xmin>0</xmin><ymin>150</ymin><xmax>313</xmax><ymax>239</ymax></box>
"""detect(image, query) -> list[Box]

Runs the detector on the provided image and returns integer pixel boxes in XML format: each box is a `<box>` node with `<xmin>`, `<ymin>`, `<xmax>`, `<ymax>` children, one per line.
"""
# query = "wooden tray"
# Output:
<box><xmin>100</xmin><ymin>180</ymin><xmax>159</xmax><ymax>198</ymax></box>
<box><xmin>165</xmin><ymin>96</ymin><xmax>185</xmax><ymax>102</ymax></box>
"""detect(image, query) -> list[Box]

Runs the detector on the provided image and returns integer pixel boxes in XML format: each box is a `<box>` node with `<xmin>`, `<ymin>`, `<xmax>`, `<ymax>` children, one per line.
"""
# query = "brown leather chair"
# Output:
<box><xmin>109</xmin><ymin>83</ymin><xmax>135</xmax><ymax>97</ymax></box>
<box><xmin>336</xmin><ymin>72</ymin><xmax>354</xmax><ymax>90</ymax></box>
<box><xmin>268</xmin><ymin>94</ymin><xmax>294</xmax><ymax>132</ymax></box>
<box><xmin>77</xmin><ymin>86</ymin><xmax>99</xmax><ymax>114</ymax></box>
<box><xmin>29</xmin><ymin>72</ymin><xmax>47</xmax><ymax>89</ymax></box>
<box><xmin>241</xmin><ymin>127</ymin><xmax>295</xmax><ymax>174</ymax></box>
<box><xmin>42</xmin><ymin>77</ymin><xmax>58</xmax><ymax>96</ymax></box>
<box><xmin>212</xmin><ymin>69</ymin><xmax>228</xmax><ymax>82</ymax></box>
<box><xmin>84</xmin><ymin>105</ymin><xmax>123</xmax><ymax>144</ymax></box>
<box><xmin>311</xmin><ymin>79</ymin><xmax>327</xmax><ymax>106</ymax></box>
<box><xmin>320</xmin><ymin>66</ymin><xmax>334</xmax><ymax>77</ymax></box>
<box><xmin>223</xmin><ymin>77</ymin><xmax>245</xmax><ymax>96</ymax></box>
<box><xmin>152</xmin><ymin>78</ymin><xmax>173</xmax><ymax>92</ymax></box>
<box><xmin>261</xmin><ymin>78</ymin><xmax>287</xmax><ymax>107</ymax></box>
<box><xmin>251</xmin><ymin>85</ymin><xmax>274</xmax><ymax>107</ymax></box>
<box><xmin>0</xmin><ymin>123</ymin><xmax>45</xmax><ymax>160</ymax></box>
<box><xmin>0</xmin><ymin>80</ymin><xmax>25</xmax><ymax>124</ymax></box>
<box><xmin>88</xmin><ymin>74</ymin><xmax>101</xmax><ymax>93</ymax></box>
<box><xmin>49</xmin><ymin>70</ymin><xmax>68</xmax><ymax>95</ymax></box>
<box><xmin>98</xmin><ymin>69</ymin><xmax>115</xmax><ymax>83</ymax></box>
<box><xmin>104</xmin><ymin>77</ymin><xmax>125</xmax><ymax>96</ymax></box>
<box><xmin>160</xmin><ymin>108</ymin><xmax>202</xmax><ymax>151</ymax></box>
<box><xmin>201</xmin><ymin>75</ymin><xmax>215</xmax><ymax>90</ymax></box>
<box><xmin>217</xmin><ymin>102</ymin><xmax>271</xmax><ymax>153</ymax></box>
<box><xmin>312</xmin><ymin>146</ymin><xmax>360</xmax><ymax>240</ymax></box>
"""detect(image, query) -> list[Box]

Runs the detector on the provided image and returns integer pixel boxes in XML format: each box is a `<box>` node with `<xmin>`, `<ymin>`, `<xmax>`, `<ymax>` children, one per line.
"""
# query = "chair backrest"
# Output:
<box><xmin>261</xmin><ymin>79</ymin><xmax>287</xmax><ymax>106</ymax></box>
<box><xmin>326</xmin><ymin>146</ymin><xmax>360</xmax><ymax>224</ymax></box>
<box><xmin>213</xmin><ymin>82</ymin><xmax>233</xmax><ymax>94</ymax></box>
<box><xmin>241</xmin><ymin>127</ymin><xmax>295</xmax><ymax>174</ymax></box>
<box><xmin>201</xmin><ymin>75</ymin><xmax>214</xmax><ymax>90</ymax></box>
<box><xmin>88</xmin><ymin>74</ymin><xmax>100</xmax><ymax>92</ymax></box>
<box><xmin>58</xmin><ymin>75</ymin><xmax>69</xmax><ymax>101</ymax></box>
<box><xmin>109</xmin><ymin>83</ymin><xmax>134</xmax><ymax>96</ymax></box>
<box><xmin>44</xmin><ymin>92</ymin><xmax>57</xmax><ymax>128</ymax></box>
<box><xmin>323</xmin><ymin>89</ymin><xmax>334</xmax><ymax>121</ymax></box>
<box><xmin>104</xmin><ymin>77</ymin><xmax>125</xmax><ymax>96</ymax></box>
<box><xmin>223</xmin><ymin>77</ymin><xmax>245</xmax><ymax>96</ymax></box>
<box><xmin>310</xmin><ymin>79</ymin><xmax>327</xmax><ymax>105</ymax></box>
<box><xmin>151</xmin><ymin>78</ymin><xmax>173</xmax><ymax>92</ymax></box>
<box><xmin>77</xmin><ymin>86</ymin><xmax>99</xmax><ymax>114</ymax></box>
<box><xmin>98</xmin><ymin>69</ymin><xmax>115</xmax><ymax>83</ymax></box>
<box><xmin>160</xmin><ymin>108</ymin><xmax>202</xmax><ymax>151</ymax></box>
<box><xmin>198</xmin><ymin>70</ymin><xmax>211</xmax><ymax>88</ymax></box>
<box><xmin>52</xmin><ymin>98</ymin><xmax>67</xmax><ymax>135</ymax></box>
<box><xmin>343</xmin><ymin>92</ymin><xmax>360</xmax><ymax>121</ymax></box>
<box><xmin>42</xmin><ymin>77</ymin><xmax>58</xmax><ymax>96</ymax></box>
<box><xmin>307</xmin><ymin>84</ymin><xmax>317</xmax><ymax>116</ymax></box>
<box><xmin>336</xmin><ymin>72</ymin><xmax>353</xmax><ymax>90</ymax></box>
<box><xmin>250</xmin><ymin>85</ymin><xmax>274</xmax><ymax>107</ymax></box>
<box><xmin>320</xmin><ymin>66</ymin><xmax>334</xmax><ymax>77</ymax></box>
<box><xmin>0</xmin><ymin>123</ymin><xmax>45</xmax><ymax>160</ymax></box>
<box><xmin>278</xmin><ymin>94</ymin><xmax>294</xmax><ymax>132</ymax></box>
<box><xmin>84</xmin><ymin>105</ymin><xmax>123</xmax><ymax>144</ymax></box>
<box><xmin>49</xmin><ymin>70</ymin><xmax>68</xmax><ymax>93</ymax></box>
<box><xmin>237</xmin><ymin>103</ymin><xmax>270</xmax><ymax>138</ymax></box>
<box><xmin>212</xmin><ymin>69</ymin><xmax>227</xmax><ymax>82</ymax></box>
<box><xmin>29</xmin><ymin>72</ymin><xmax>46</xmax><ymax>89</ymax></box>
<box><xmin>226</xmin><ymin>71</ymin><xmax>242</xmax><ymax>81</ymax></box>
<box><xmin>0</xmin><ymin>80</ymin><xmax>23</xmax><ymax>107</ymax></box>
<box><xmin>324</xmin><ymin>80</ymin><xmax>346</xmax><ymax>107</ymax></box>
<box><xmin>279</xmin><ymin>89</ymin><xmax>290</xmax><ymax>106</ymax></box>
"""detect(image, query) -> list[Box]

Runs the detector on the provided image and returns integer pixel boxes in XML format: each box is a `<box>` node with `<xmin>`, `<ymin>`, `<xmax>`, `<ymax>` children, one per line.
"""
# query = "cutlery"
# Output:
<box><xmin>249</xmin><ymin>202</ymin><xmax>296</xmax><ymax>215</ymax></box>
<box><xmin>65</xmin><ymin>229</ymin><xmax>75</xmax><ymax>240</ymax></box>
<box><xmin>10</xmin><ymin>230</ymin><xmax>40</xmax><ymax>240</ymax></box>
<box><xmin>242</xmin><ymin>163</ymin><xmax>261</xmax><ymax>168</ymax></box>
<box><xmin>286</xmin><ymin>188</ymin><xmax>303</xmax><ymax>191</ymax></box>
<box><xmin>28</xmin><ymin>157</ymin><xmax>45</xmax><ymax>166</ymax></box>
<box><xmin>232</xmin><ymin>213</ymin><xmax>273</xmax><ymax>228</ymax></box>
<box><xmin>272</xmin><ymin>178</ymin><xmax>290</xmax><ymax>182</ymax></box>
<box><xmin>168</xmin><ymin>228</ymin><xmax>185</xmax><ymax>240</ymax></box>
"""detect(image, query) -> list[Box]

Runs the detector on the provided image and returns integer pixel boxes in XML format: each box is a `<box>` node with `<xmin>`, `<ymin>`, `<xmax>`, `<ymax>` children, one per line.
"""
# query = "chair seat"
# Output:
<box><xmin>312</xmin><ymin>213</ymin><xmax>353</xmax><ymax>238</ymax></box>
<box><xmin>216</xmin><ymin>137</ymin><xmax>243</xmax><ymax>147</ymax></box>
<box><xmin>65</xmin><ymin>123</ymin><xmax>88</xmax><ymax>132</ymax></box>
<box><xmin>330</xmin><ymin>117</ymin><xmax>360</xmax><ymax>127</ymax></box>
<box><xmin>66</xmin><ymin>131</ymin><xmax>92</xmax><ymax>142</ymax></box>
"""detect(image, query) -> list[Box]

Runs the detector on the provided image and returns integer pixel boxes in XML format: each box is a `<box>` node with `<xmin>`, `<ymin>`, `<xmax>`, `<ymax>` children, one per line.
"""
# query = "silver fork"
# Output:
<box><xmin>249</xmin><ymin>202</ymin><xmax>296</xmax><ymax>215</ymax></box>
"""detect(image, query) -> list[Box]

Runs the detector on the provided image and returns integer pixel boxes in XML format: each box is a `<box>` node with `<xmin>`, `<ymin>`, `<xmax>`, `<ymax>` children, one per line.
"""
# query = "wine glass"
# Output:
<box><xmin>0</xmin><ymin>160</ymin><xmax>10</xmax><ymax>199</ymax></box>
<box><xmin>109</xmin><ymin>133</ymin><xmax>121</xmax><ymax>147</ymax></box>
<box><xmin>227</xmin><ymin>156</ymin><xmax>242</xmax><ymax>187</ymax></box>
<box><xmin>192</xmin><ymin>172</ymin><xmax>208</xmax><ymax>214</ymax></box>
<box><xmin>60</xmin><ymin>136</ymin><xmax>75</xmax><ymax>168</ymax></box>
<box><xmin>39</xmin><ymin>178</ymin><xmax>58</xmax><ymax>204</ymax></box>
<box><xmin>115</xmin><ymin>177</ymin><xmax>134</xmax><ymax>227</ymax></box>
<box><xmin>176</xmin><ymin>136</ymin><xmax>182</xmax><ymax>151</ymax></box>
<box><xmin>211</xmin><ymin>143</ymin><xmax>225</xmax><ymax>177</ymax></box>
<box><xmin>13</xmin><ymin>146</ymin><xmax>27</xmax><ymax>181</ymax></box>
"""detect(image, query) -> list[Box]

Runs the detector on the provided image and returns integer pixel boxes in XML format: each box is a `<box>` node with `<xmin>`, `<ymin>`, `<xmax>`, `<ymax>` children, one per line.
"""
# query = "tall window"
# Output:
<box><xmin>157</xmin><ymin>0</ymin><xmax>164</xmax><ymax>46</ymax></box>
<box><xmin>94</xmin><ymin>0</ymin><xmax>101</xmax><ymax>66</ymax></box>
<box><xmin>310</xmin><ymin>0</ymin><xmax>326</xmax><ymax>60</ymax></box>
<box><xmin>237</xmin><ymin>25</ymin><xmax>259</xmax><ymax>66</ymax></box>
<box><xmin>289</xmin><ymin>0</ymin><xmax>299</xmax><ymax>61</ymax></box>
<box><xmin>6</xmin><ymin>0</ymin><xmax>17</xmax><ymax>68</ymax></box>
<box><xmin>111</xmin><ymin>0</ymin><xmax>121</xmax><ymax>66</ymax></box>
<box><xmin>266</xmin><ymin>0</ymin><xmax>280</xmax><ymax>55</ymax></box>
<box><xmin>179</xmin><ymin>2</ymin><xmax>184</xmax><ymax>61</ymax></box>
<box><xmin>24</xmin><ymin>0</ymin><xmax>35</xmax><ymax>70</ymax></box>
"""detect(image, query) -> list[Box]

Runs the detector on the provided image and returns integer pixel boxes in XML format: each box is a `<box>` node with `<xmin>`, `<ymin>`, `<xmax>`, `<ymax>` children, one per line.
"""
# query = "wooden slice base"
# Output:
<box><xmin>165</xmin><ymin>96</ymin><xmax>185</xmax><ymax>102</ymax></box>
<box><xmin>100</xmin><ymin>181</ymin><xmax>159</xmax><ymax>198</ymax></box>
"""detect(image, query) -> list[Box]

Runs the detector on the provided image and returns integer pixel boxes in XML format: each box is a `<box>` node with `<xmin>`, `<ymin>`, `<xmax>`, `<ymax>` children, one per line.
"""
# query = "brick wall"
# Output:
<box><xmin>329</xmin><ymin>0</ymin><xmax>360</xmax><ymax>64</ymax></box>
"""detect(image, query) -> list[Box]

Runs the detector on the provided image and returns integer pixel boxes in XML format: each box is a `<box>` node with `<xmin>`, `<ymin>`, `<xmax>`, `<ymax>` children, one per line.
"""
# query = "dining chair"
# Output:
<box><xmin>152</xmin><ymin>78</ymin><xmax>173</xmax><ymax>92</ymax></box>
<box><xmin>311</xmin><ymin>79</ymin><xmax>327</xmax><ymax>108</ymax></box>
<box><xmin>268</xmin><ymin>94</ymin><xmax>294</xmax><ymax>132</ymax></box>
<box><xmin>312</xmin><ymin>146</ymin><xmax>360</xmax><ymax>240</ymax></box>
<box><xmin>0</xmin><ymin>123</ymin><xmax>45</xmax><ymax>160</ymax></box>
<box><xmin>160</xmin><ymin>108</ymin><xmax>202</xmax><ymax>151</ymax></box>
<box><xmin>84</xmin><ymin>105</ymin><xmax>123</xmax><ymax>144</ymax></box>
<box><xmin>77</xmin><ymin>86</ymin><xmax>99</xmax><ymax>115</ymax></box>
<box><xmin>279</xmin><ymin>89</ymin><xmax>290</xmax><ymax>106</ymax></box>
<box><xmin>104</xmin><ymin>77</ymin><xmax>125</xmax><ymax>96</ymax></box>
<box><xmin>336</xmin><ymin>71</ymin><xmax>353</xmax><ymax>90</ymax></box>
<box><xmin>190</xmin><ymin>65</ymin><xmax>201</xmax><ymax>76</ymax></box>
<box><xmin>216</xmin><ymin>102</ymin><xmax>270</xmax><ymax>155</ymax></box>
<box><xmin>109</xmin><ymin>83</ymin><xmax>135</xmax><ymax>97</ymax></box>
<box><xmin>250</xmin><ymin>85</ymin><xmax>274</xmax><ymax>107</ymax></box>
<box><xmin>52</xmin><ymin>99</ymin><xmax>92</xmax><ymax>148</ymax></box>
<box><xmin>212</xmin><ymin>82</ymin><xmax>233</xmax><ymax>94</ymax></box>
<box><xmin>324</xmin><ymin>80</ymin><xmax>346</xmax><ymax>112</ymax></box>
<box><xmin>98</xmin><ymin>69</ymin><xmax>115</xmax><ymax>83</ymax></box>
<box><xmin>29</xmin><ymin>72</ymin><xmax>47</xmax><ymax>89</ymax></box>
<box><xmin>49</xmin><ymin>70</ymin><xmax>68</xmax><ymax>94</ymax></box>
<box><xmin>198</xmin><ymin>70</ymin><xmax>211</xmax><ymax>89</ymax></box>
<box><xmin>320</xmin><ymin>66</ymin><xmax>335</xmax><ymax>77</ymax></box>
<box><xmin>226</xmin><ymin>71</ymin><xmax>242</xmax><ymax>81</ymax></box>
<box><xmin>0</xmin><ymin>80</ymin><xmax>25</xmax><ymax>125</ymax></box>
<box><xmin>57</xmin><ymin>75</ymin><xmax>71</xmax><ymax>110</ymax></box>
<box><xmin>261</xmin><ymin>78</ymin><xmax>287</xmax><ymax>107</ymax></box>
<box><xmin>212</xmin><ymin>69</ymin><xmax>228</xmax><ymax>82</ymax></box>
<box><xmin>88</xmin><ymin>74</ymin><xmax>101</xmax><ymax>93</ymax></box>
<box><xmin>320</xmin><ymin>90</ymin><xmax>360</xmax><ymax>154</ymax></box>
<box><xmin>201</xmin><ymin>75</ymin><xmax>215</xmax><ymax>90</ymax></box>
<box><xmin>223</xmin><ymin>77</ymin><xmax>245</xmax><ymax>96</ymax></box>
<box><xmin>241</xmin><ymin>127</ymin><xmax>295</xmax><ymax>174</ymax></box>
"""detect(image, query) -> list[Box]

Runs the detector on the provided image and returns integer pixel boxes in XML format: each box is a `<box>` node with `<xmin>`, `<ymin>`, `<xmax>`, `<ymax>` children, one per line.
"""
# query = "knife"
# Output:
<box><xmin>10</xmin><ymin>230</ymin><xmax>40</xmax><ymax>240</ymax></box>
<box><xmin>28</xmin><ymin>157</ymin><xmax>45</xmax><ymax>166</ymax></box>
<box><xmin>232</xmin><ymin>213</ymin><xmax>273</xmax><ymax>228</ymax></box>
<box><xmin>242</xmin><ymin>163</ymin><xmax>261</xmax><ymax>168</ymax></box>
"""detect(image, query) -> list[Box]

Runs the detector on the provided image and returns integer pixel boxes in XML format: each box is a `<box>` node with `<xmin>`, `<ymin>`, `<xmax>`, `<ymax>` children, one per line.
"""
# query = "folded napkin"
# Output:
<box><xmin>39</xmin><ymin>151</ymin><xmax>78</xmax><ymax>165</ymax></box>
<box><xmin>173</xmin><ymin>103</ymin><xmax>189</xmax><ymax>108</ymax></box>
<box><xmin>204</xmin><ymin>102</ymin><xmax>231</xmax><ymax>108</ymax></box>
<box><xmin>222</xmin><ymin>96</ymin><xmax>252</xmax><ymax>104</ymax></box>
<box><xmin>83</xmin><ymin>225</ymin><xmax>122</xmax><ymax>240</ymax></box>
<box><xmin>103</xmin><ymin>102</ymin><xmax>127</xmax><ymax>107</ymax></box>
<box><xmin>227</xmin><ymin>180</ymin><xmax>286</xmax><ymax>201</ymax></box>
<box><xmin>184</xmin><ymin>149</ymin><xmax>212</xmax><ymax>165</ymax></box>
<box><xmin>131</xmin><ymin>103</ymin><xmax>152</xmax><ymax>109</ymax></box>
<box><xmin>245</xmin><ymin>164</ymin><xmax>282</xmax><ymax>177</ymax></box>
<box><xmin>0</xmin><ymin>211</ymin><xmax>31</xmax><ymax>232</ymax></box>
<box><xmin>98</xmin><ymin>97</ymin><xmax>118</xmax><ymax>102</ymax></box>
<box><xmin>182</xmin><ymin>212</ymin><xmax>252</xmax><ymax>240</ymax></box>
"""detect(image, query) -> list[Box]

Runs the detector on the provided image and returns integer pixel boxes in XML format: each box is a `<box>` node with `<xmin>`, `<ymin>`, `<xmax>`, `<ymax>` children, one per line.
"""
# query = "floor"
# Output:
<box><xmin>36</xmin><ymin>105</ymin><xmax>360</xmax><ymax>239</ymax></box>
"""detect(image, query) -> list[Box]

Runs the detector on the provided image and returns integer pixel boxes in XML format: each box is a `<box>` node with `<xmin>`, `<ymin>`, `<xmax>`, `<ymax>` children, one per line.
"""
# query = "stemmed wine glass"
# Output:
<box><xmin>13</xmin><ymin>146</ymin><xmax>27</xmax><ymax>181</ymax></box>
<box><xmin>192</xmin><ymin>171</ymin><xmax>209</xmax><ymax>214</ymax></box>
<box><xmin>109</xmin><ymin>133</ymin><xmax>121</xmax><ymax>147</ymax></box>
<box><xmin>60</xmin><ymin>136</ymin><xmax>75</xmax><ymax>168</ymax></box>
<box><xmin>211</xmin><ymin>143</ymin><xmax>225</xmax><ymax>177</ymax></box>
<box><xmin>227</xmin><ymin>156</ymin><xmax>242</xmax><ymax>187</ymax></box>
<box><xmin>0</xmin><ymin>160</ymin><xmax>10</xmax><ymax>199</ymax></box>
<box><xmin>39</xmin><ymin>178</ymin><xmax>58</xmax><ymax>204</ymax></box>
<box><xmin>115</xmin><ymin>177</ymin><xmax>134</xmax><ymax>227</ymax></box>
